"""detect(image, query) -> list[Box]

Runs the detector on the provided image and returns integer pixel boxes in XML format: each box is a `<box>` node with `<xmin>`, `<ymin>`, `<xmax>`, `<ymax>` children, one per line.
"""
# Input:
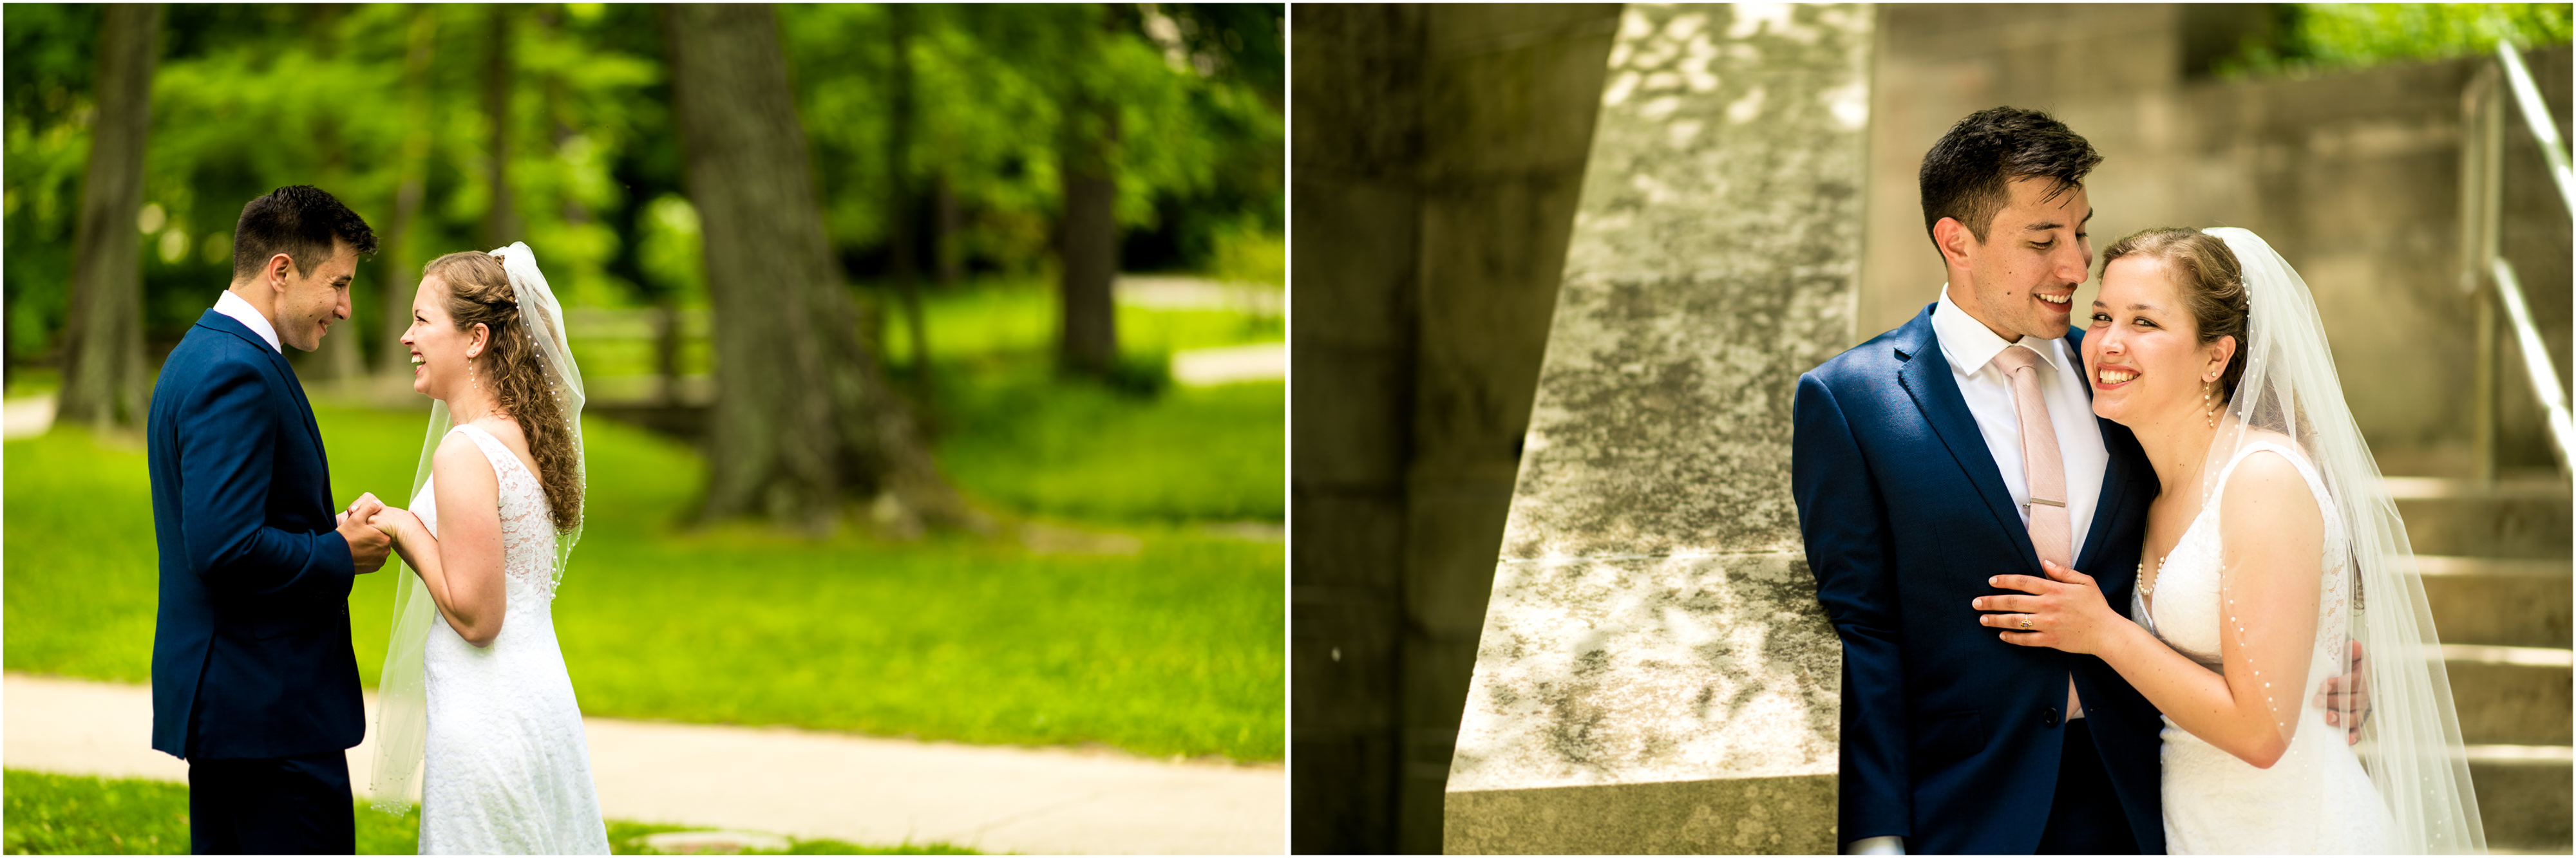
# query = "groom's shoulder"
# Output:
<box><xmin>1806</xmin><ymin>317</ymin><xmax>1924</xmax><ymax>389</ymax></box>
<box><xmin>162</xmin><ymin>322</ymin><xmax>273</xmax><ymax>391</ymax></box>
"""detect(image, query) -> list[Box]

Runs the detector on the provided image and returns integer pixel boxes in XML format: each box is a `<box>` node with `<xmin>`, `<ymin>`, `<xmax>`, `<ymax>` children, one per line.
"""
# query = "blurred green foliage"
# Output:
<box><xmin>2218</xmin><ymin>3</ymin><xmax>2575</xmax><ymax>79</ymax></box>
<box><xmin>1</xmin><ymin>770</ymin><xmax>980</xmax><ymax>854</ymax></box>
<box><xmin>1</xmin><ymin>3</ymin><xmax>1282</xmax><ymax>371</ymax></box>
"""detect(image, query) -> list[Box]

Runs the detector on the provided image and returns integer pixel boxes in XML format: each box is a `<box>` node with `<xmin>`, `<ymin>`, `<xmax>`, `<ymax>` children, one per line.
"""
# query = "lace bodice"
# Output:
<box><xmin>412</xmin><ymin>424</ymin><xmax>561</xmax><ymax>610</ymax></box>
<box><xmin>2136</xmin><ymin>440</ymin><xmax>2349</xmax><ymax>668</ymax></box>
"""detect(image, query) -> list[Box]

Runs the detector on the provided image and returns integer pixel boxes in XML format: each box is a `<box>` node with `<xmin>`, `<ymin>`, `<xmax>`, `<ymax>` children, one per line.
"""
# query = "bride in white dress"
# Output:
<box><xmin>1977</xmin><ymin>227</ymin><xmax>2485</xmax><ymax>853</ymax></box>
<box><xmin>363</xmin><ymin>243</ymin><xmax>611</xmax><ymax>853</ymax></box>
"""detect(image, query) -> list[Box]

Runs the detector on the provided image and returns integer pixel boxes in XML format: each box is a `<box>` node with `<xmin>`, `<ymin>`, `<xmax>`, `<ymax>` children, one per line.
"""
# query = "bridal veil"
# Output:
<box><xmin>2198</xmin><ymin>227</ymin><xmax>2485</xmax><ymax>852</ymax></box>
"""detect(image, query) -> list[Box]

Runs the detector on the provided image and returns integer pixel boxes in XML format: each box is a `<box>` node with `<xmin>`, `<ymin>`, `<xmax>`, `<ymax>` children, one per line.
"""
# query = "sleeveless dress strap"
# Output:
<box><xmin>450</xmin><ymin>423</ymin><xmax>533</xmax><ymax>483</ymax></box>
<box><xmin>2208</xmin><ymin>438</ymin><xmax>2342</xmax><ymax>561</ymax></box>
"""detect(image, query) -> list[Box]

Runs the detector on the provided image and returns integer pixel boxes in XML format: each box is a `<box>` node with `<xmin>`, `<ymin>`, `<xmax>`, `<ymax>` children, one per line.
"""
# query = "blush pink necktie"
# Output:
<box><xmin>1991</xmin><ymin>343</ymin><xmax>2083</xmax><ymax>718</ymax></box>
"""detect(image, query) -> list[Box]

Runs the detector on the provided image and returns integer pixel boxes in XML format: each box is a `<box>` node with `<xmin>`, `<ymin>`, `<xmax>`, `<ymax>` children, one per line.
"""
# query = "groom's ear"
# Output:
<box><xmin>264</xmin><ymin>253</ymin><xmax>295</xmax><ymax>292</ymax></box>
<box><xmin>1933</xmin><ymin>217</ymin><xmax>1975</xmax><ymax>270</ymax></box>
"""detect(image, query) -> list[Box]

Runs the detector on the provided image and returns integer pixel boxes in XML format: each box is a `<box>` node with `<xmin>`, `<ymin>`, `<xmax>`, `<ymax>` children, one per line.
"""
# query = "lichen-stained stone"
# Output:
<box><xmin>1446</xmin><ymin>3</ymin><xmax>1871</xmax><ymax>852</ymax></box>
<box><xmin>1447</xmin><ymin>553</ymin><xmax>1840</xmax><ymax>792</ymax></box>
<box><xmin>1444</xmin><ymin>774</ymin><xmax>1839</xmax><ymax>854</ymax></box>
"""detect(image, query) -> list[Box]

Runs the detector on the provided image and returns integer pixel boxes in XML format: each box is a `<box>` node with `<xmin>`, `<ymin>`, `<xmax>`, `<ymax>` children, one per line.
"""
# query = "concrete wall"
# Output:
<box><xmin>1442</xmin><ymin>5</ymin><xmax>1871</xmax><ymax>853</ymax></box>
<box><xmin>1861</xmin><ymin>5</ymin><xmax>2573</xmax><ymax>471</ymax></box>
<box><xmin>1289</xmin><ymin>5</ymin><xmax>1618</xmax><ymax>852</ymax></box>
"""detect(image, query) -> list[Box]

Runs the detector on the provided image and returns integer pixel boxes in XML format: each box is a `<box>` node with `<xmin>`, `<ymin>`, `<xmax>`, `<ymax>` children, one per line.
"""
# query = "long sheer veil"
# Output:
<box><xmin>369</xmin><ymin>242</ymin><xmax>587</xmax><ymax>812</ymax></box>
<box><xmin>2199</xmin><ymin>227</ymin><xmax>2483</xmax><ymax>852</ymax></box>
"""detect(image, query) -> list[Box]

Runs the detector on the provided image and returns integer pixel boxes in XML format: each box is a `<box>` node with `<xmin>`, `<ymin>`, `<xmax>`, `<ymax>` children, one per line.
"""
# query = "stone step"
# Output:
<box><xmin>2445</xmin><ymin>649</ymin><xmax>2575</xmax><ymax>746</ymax></box>
<box><xmin>2468</xmin><ymin>747</ymin><xmax>2573</xmax><ymax>852</ymax></box>
<box><xmin>2416</xmin><ymin>555</ymin><xmax>2572</xmax><ymax>648</ymax></box>
<box><xmin>2387</xmin><ymin>477</ymin><xmax>2571</xmax><ymax>560</ymax></box>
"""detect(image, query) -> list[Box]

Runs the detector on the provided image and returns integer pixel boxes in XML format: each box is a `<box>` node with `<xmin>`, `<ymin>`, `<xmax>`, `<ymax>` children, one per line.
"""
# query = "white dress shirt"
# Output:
<box><xmin>1930</xmin><ymin>285</ymin><xmax>2108</xmax><ymax>563</ymax></box>
<box><xmin>213</xmin><ymin>290</ymin><xmax>283</xmax><ymax>354</ymax></box>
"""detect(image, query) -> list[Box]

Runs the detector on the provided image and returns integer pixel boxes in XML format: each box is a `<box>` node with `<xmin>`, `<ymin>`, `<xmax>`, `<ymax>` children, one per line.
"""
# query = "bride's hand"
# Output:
<box><xmin>1976</xmin><ymin>561</ymin><xmax>2121</xmax><ymax>655</ymax></box>
<box><xmin>345</xmin><ymin>492</ymin><xmax>386</xmax><ymax>526</ymax></box>
<box><xmin>368</xmin><ymin>507</ymin><xmax>422</xmax><ymax>543</ymax></box>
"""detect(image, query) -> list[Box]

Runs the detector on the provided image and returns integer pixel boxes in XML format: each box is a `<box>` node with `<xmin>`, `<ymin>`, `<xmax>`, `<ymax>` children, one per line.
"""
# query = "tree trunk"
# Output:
<box><xmin>1056</xmin><ymin>100</ymin><xmax>1119</xmax><ymax>378</ymax></box>
<box><xmin>57</xmin><ymin>3</ymin><xmax>162</xmax><ymax>431</ymax></box>
<box><xmin>932</xmin><ymin>167</ymin><xmax>963</xmax><ymax>286</ymax></box>
<box><xmin>480</xmin><ymin>4</ymin><xmax>520</xmax><ymax>249</ymax></box>
<box><xmin>375</xmin><ymin>6</ymin><xmax>440</xmax><ymax>377</ymax></box>
<box><xmin>308</xmin><ymin>5</ymin><xmax>366</xmax><ymax>385</ymax></box>
<box><xmin>666</xmin><ymin>3</ymin><xmax>976</xmax><ymax>537</ymax></box>
<box><xmin>886</xmin><ymin>4</ymin><xmax>934</xmax><ymax>415</ymax></box>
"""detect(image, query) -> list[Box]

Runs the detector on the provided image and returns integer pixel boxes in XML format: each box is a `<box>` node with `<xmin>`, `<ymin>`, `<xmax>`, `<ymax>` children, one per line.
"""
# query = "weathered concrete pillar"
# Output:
<box><xmin>1443</xmin><ymin>5</ymin><xmax>1874</xmax><ymax>853</ymax></box>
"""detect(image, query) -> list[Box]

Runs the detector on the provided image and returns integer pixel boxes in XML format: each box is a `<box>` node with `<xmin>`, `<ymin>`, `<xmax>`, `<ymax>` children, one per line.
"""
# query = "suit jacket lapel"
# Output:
<box><xmin>276</xmin><ymin>352</ymin><xmax>327</xmax><ymax>472</ymax></box>
<box><xmin>196</xmin><ymin>310</ymin><xmax>328</xmax><ymax>462</ymax></box>
<box><xmin>1893</xmin><ymin>308</ymin><xmax>2041</xmax><ymax>573</ymax></box>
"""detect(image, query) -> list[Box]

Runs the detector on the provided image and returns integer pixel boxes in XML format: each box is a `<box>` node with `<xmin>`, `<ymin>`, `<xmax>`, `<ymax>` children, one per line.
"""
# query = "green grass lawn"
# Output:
<box><xmin>5</xmin><ymin>281</ymin><xmax>1283</xmax><ymax>761</ymax></box>
<box><xmin>5</xmin><ymin>400</ymin><xmax>1282</xmax><ymax>760</ymax></box>
<box><xmin>1</xmin><ymin>770</ymin><xmax>976</xmax><ymax>855</ymax></box>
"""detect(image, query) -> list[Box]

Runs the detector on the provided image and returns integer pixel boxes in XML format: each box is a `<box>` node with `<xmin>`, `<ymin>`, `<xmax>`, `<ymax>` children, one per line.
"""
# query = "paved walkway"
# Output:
<box><xmin>3</xmin><ymin>395</ymin><xmax>54</xmax><ymax>440</ymax></box>
<box><xmin>1172</xmin><ymin>342</ymin><xmax>1286</xmax><ymax>386</ymax></box>
<box><xmin>4</xmin><ymin>673</ymin><xmax>1284</xmax><ymax>854</ymax></box>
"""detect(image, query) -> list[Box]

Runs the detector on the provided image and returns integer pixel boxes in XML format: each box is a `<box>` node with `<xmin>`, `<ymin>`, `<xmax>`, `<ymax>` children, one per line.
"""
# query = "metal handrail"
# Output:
<box><xmin>2465</xmin><ymin>43</ymin><xmax>2575</xmax><ymax>477</ymax></box>
<box><xmin>2495</xmin><ymin>41</ymin><xmax>2576</xmax><ymax>218</ymax></box>
<box><xmin>2488</xmin><ymin>257</ymin><xmax>2575</xmax><ymax>472</ymax></box>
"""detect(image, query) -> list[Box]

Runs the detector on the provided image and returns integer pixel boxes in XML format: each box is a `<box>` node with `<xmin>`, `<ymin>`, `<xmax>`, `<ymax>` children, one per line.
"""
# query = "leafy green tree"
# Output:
<box><xmin>2222</xmin><ymin>3</ymin><xmax>2575</xmax><ymax>78</ymax></box>
<box><xmin>57</xmin><ymin>3</ymin><xmax>162</xmax><ymax>429</ymax></box>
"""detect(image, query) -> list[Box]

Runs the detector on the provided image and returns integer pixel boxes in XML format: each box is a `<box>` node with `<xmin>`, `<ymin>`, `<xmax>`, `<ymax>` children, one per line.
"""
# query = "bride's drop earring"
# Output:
<box><xmin>2204</xmin><ymin>376</ymin><xmax>2219</xmax><ymax>428</ymax></box>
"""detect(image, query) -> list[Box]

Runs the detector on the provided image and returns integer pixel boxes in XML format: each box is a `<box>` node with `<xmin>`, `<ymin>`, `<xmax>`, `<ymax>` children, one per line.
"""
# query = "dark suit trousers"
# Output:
<box><xmin>2034</xmin><ymin>718</ymin><xmax>2142</xmax><ymax>854</ymax></box>
<box><xmin>188</xmin><ymin>752</ymin><xmax>354</xmax><ymax>855</ymax></box>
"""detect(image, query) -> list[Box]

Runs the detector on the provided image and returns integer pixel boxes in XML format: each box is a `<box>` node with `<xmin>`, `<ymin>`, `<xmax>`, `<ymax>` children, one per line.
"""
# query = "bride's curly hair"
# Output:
<box><xmin>423</xmin><ymin>251</ymin><xmax>582</xmax><ymax>532</ymax></box>
<box><xmin>2100</xmin><ymin>227</ymin><xmax>2251</xmax><ymax>398</ymax></box>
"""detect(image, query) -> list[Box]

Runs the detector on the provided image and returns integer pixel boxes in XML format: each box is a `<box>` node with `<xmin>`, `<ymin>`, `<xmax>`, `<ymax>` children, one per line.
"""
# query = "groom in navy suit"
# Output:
<box><xmin>148</xmin><ymin>185</ymin><xmax>388</xmax><ymax>853</ymax></box>
<box><xmin>1792</xmin><ymin>109</ymin><xmax>2163</xmax><ymax>854</ymax></box>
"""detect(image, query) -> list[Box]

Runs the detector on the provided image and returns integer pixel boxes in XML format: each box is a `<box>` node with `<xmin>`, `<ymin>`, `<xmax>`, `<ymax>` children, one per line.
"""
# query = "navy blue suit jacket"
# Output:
<box><xmin>1792</xmin><ymin>304</ymin><xmax>2164</xmax><ymax>854</ymax></box>
<box><xmin>147</xmin><ymin>310</ymin><xmax>365</xmax><ymax>761</ymax></box>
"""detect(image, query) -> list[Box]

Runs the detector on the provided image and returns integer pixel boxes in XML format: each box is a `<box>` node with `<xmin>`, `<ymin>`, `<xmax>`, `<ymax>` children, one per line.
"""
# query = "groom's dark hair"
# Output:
<box><xmin>1918</xmin><ymin>107</ymin><xmax>2101</xmax><ymax>253</ymax></box>
<box><xmin>231</xmin><ymin>185</ymin><xmax>378</xmax><ymax>281</ymax></box>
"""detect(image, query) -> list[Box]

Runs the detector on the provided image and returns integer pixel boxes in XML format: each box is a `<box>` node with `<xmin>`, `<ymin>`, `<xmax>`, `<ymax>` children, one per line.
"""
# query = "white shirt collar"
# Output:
<box><xmin>213</xmin><ymin>290</ymin><xmax>283</xmax><ymax>354</ymax></box>
<box><xmin>1932</xmin><ymin>283</ymin><xmax>2063</xmax><ymax>375</ymax></box>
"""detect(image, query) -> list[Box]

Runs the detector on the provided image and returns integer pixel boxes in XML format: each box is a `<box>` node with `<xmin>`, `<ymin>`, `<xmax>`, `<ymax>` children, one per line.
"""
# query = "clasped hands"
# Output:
<box><xmin>335</xmin><ymin>492</ymin><xmax>424</xmax><ymax>574</ymax></box>
<box><xmin>1972</xmin><ymin>560</ymin><xmax>2372</xmax><ymax>744</ymax></box>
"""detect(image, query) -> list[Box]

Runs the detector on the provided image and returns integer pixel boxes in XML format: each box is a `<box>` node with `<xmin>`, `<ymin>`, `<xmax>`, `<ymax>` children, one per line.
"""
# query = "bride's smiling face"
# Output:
<box><xmin>401</xmin><ymin>274</ymin><xmax>489</xmax><ymax>401</ymax></box>
<box><xmin>2084</xmin><ymin>255</ymin><xmax>2235</xmax><ymax>427</ymax></box>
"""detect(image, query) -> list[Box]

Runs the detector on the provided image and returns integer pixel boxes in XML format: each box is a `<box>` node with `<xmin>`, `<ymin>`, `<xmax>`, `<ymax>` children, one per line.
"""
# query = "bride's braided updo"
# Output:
<box><xmin>422</xmin><ymin>250</ymin><xmax>582</xmax><ymax>532</ymax></box>
<box><xmin>2099</xmin><ymin>227</ymin><xmax>2251</xmax><ymax>398</ymax></box>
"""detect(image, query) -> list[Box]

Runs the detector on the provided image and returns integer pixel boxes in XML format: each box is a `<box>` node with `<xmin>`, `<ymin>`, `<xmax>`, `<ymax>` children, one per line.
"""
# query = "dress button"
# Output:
<box><xmin>2043</xmin><ymin>707</ymin><xmax>2061</xmax><ymax>727</ymax></box>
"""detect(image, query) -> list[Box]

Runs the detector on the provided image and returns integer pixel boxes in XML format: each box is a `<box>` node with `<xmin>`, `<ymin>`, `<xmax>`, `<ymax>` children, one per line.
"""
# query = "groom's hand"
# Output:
<box><xmin>337</xmin><ymin>509</ymin><xmax>392</xmax><ymax>574</ymax></box>
<box><xmin>2315</xmin><ymin>639</ymin><xmax>2370</xmax><ymax>744</ymax></box>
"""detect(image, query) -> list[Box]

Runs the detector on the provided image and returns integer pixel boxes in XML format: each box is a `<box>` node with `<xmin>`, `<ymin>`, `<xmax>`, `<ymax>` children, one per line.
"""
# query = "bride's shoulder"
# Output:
<box><xmin>2215</xmin><ymin>445</ymin><xmax>2327</xmax><ymax>553</ymax></box>
<box><xmin>432</xmin><ymin>427</ymin><xmax>499</xmax><ymax>481</ymax></box>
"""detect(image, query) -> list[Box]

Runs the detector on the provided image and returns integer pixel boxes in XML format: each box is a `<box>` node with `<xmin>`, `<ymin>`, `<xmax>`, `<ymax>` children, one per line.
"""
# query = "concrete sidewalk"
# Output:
<box><xmin>3</xmin><ymin>673</ymin><xmax>1283</xmax><ymax>854</ymax></box>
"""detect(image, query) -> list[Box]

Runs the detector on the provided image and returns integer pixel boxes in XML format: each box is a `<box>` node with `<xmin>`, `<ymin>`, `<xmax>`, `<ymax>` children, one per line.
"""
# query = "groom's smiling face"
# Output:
<box><xmin>1940</xmin><ymin>177</ymin><xmax>2094</xmax><ymax>343</ymax></box>
<box><xmin>269</xmin><ymin>239</ymin><xmax>359</xmax><ymax>352</ymax></box>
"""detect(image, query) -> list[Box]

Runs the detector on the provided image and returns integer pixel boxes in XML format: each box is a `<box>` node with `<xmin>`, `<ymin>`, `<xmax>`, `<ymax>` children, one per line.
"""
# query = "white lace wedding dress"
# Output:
<box><xmin>2135</xmin><ymin>440</ymin><xmax>2398</xmax><ymax>854</ymax></box>
<box><xmin>412</xmin><ymin>424</ymin><xmax>611</xmax><ymax>854</ymax></box>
